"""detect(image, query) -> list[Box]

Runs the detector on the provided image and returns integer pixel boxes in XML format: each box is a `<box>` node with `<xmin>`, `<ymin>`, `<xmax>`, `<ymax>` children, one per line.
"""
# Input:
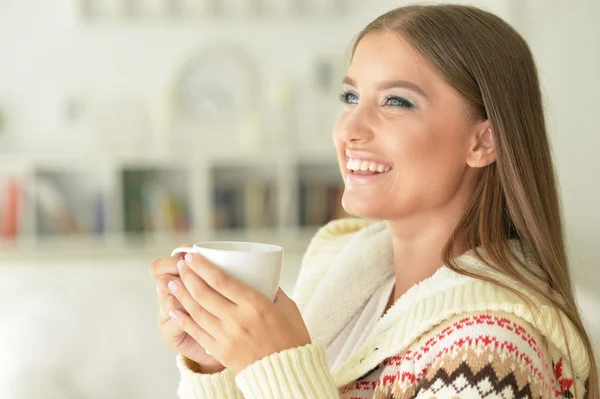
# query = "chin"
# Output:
<box><xmin>341</xmin><ymin>192</ymin><xmax>388</xmax><ymax>220</ymax></box>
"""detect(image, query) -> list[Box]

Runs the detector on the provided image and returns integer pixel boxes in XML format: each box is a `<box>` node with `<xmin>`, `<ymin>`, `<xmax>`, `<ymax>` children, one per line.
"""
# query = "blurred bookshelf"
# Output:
<box><xmin>211</xmin><ymin>164</ymin><xmax>278</xmax><ymax>230</ymax></box>
<box><xmin>0</xmin><ymin>4</ymin><xmax>350</xmax><ymax>259</ymax></box>
<box><xmin>0</xmin><ymin>154</ymin><xmax>347</xmax><ymax>259</ymax></box>
<box><xmin>297</xmin><ymin>162</ymin><xmax>348</xmax><ymax>227</ymax></box>
<box><xmin>121</xmin><ymin>166</ymin><xmax>191</xmax><ymax>236</ymax></box>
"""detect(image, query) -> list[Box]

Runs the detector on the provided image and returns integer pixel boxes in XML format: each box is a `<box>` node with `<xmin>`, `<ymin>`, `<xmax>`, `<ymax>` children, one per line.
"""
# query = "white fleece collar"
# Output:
<box><xmin>302</xmin><ymin>222</ymin><xmax>395</xmax><ymax>347</ymax></box>
<box><xmin>301</xmin><ymin>222</ymin><xmax>520</xmax><ymax>348</ymax></box>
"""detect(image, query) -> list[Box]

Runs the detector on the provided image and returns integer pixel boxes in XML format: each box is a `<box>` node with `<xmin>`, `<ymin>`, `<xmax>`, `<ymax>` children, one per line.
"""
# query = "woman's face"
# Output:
<box><xmin>334</xmin><ymin>32</ymin><xmax>489</xmax><ymax>221</ymax></box>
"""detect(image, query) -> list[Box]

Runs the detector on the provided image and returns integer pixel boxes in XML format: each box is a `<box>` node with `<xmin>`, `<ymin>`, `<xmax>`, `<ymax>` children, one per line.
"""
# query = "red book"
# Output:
<box><xmin>1</xmin><ymin>177</ymin><xmax>21</xmax><ymax>239</ymax></box>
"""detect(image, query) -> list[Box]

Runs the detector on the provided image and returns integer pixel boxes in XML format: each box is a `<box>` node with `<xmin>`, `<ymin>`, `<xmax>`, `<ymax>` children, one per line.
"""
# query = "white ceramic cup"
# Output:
<box><xmin>171</xmin><ymin>241</ymin><xmax>284</xmax><ymax>301</ymax></box>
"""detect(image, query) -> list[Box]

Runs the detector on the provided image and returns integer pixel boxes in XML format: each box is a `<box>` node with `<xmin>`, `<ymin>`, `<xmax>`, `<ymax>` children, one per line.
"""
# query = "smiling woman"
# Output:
<box><xmin>335</xmin><ymin>31</ymin><xmax>493</xmax><ymax>223</ymax></box>
<box><xmin>150</xmin><ymin>4</ymin><xmax>598</xmax><ymax>399</ymax></box>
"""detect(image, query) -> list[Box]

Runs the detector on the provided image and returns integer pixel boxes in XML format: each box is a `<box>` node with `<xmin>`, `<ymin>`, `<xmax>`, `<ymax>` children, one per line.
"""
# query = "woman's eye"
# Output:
<box><xmin>338</xmin><ymin>91</ymin><xmax>359</xmax><ymax>104</ymax></box>
<box><xmin>385</xmin><ymin>96</ymin><xmax>416</xmax><ymax>109</ymax></box>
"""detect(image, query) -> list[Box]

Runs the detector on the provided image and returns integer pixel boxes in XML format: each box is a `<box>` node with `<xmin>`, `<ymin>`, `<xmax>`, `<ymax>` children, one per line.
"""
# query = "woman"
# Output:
<box><xmin>150</xmin><ymin>4</ymin><xmax>598</xmax><ymax>398</ymax></box>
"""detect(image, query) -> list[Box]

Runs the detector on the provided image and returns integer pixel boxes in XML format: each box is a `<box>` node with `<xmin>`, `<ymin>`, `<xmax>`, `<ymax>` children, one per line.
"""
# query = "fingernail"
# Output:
<box><xmin>168</xmin><ymin>281</ymin><xmax>178</xmax><ymax>293</ymax></box>
<box><xmin>185</xmin><ymin>253</ymin><xmax>193</xmax><ymax>263</ymax></box>
<box><xmin>177</xmin><ymin>260</ymin><xmax>185</xmax><ymax>271</ymax></box>
<box><xmin>169</xmin><ymin>310</ymin><xmax>179</xmax><ymax>320</ymax></box>
<box><xmin>156</xmin><ymin>284</ymin><xmax>160</xmax><ymax>294</ymax></box>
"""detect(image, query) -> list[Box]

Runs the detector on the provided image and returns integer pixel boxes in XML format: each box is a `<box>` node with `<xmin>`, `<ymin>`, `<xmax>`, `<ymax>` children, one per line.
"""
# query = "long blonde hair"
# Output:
<box><xmin>353</xmin><ymin>4</ymin><xmax>598</xmax><ymax>398</ymax></box>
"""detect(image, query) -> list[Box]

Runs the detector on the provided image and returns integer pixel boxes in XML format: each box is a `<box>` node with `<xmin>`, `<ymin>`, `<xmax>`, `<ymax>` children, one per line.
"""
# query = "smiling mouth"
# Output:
<box><xmin>346</xmin><ymin>158</ymin><xmax>392</xmax><ymax>175</ymax></box>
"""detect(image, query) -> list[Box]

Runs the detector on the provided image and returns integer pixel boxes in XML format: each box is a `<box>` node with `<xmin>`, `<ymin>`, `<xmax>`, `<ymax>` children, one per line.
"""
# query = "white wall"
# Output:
<box><xmin>518</xmin><ymin>1</ymin><xmax>600</xmax><ymax>293</ymax></box>
<box><xmin>0</xmin><ymin>0</ymin><xmax>510</xmax><ymax>154</ymax></box>
<box><xmin>522</xmin><ymin>0</ymin><xmax>600</xmax><ymax>349</ymax></box>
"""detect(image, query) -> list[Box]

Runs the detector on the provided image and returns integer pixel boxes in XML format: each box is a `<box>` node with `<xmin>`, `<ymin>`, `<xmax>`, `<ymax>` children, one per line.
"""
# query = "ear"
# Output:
<box><xmin>466</xmin><ymin>120</ymin><xmax>497</xmax><ymax>168</ymax></box>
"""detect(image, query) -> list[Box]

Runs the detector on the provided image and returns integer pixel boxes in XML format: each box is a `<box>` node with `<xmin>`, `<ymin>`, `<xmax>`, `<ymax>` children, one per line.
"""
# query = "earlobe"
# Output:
<box><xmin>467</xmin><ymin>127</ymin><xmax>497</xmax><ymax>168</ymax></box>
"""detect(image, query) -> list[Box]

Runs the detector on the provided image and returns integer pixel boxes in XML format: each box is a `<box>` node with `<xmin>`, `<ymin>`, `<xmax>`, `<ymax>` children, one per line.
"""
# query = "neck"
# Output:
<box><xmin>385</xmin><ymin>206</ymin><xmax>470</xmax><ymax>305</ymax></box>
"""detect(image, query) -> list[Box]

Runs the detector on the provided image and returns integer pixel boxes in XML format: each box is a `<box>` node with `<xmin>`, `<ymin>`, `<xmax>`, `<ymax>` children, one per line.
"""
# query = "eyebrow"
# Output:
<box><xmin>342</xmin><ymin>76</ymin><xmax>429</xmax><ymax>100</ymax></box>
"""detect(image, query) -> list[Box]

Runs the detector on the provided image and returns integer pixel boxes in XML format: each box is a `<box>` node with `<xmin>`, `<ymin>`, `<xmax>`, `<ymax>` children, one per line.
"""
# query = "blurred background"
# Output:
<box><xmin>0</xmin><ymin>0</ymin><xmax>598</xmax><ymax>397</ymax></box>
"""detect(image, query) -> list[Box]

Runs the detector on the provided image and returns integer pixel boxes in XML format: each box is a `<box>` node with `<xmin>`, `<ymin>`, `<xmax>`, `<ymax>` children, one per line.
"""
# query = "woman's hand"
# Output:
<box><xmin>150</xmin><ymin>249</ymin><xmax>225</xmax><ymax>374</ymax></box>
<box><xmin>167</xmin><ymin>253</ymin><xmax>311</xmax><ymax>373</ymax></box>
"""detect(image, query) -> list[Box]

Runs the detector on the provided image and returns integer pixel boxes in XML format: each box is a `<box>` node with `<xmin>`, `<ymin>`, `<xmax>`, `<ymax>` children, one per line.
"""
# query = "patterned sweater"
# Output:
<box><xmin>338</xmin><ymin>312</ymin><xmax>573</xmax><ymax>398</ymax></box>
<box><xmin>176</xmin><ymin>219</ymin><xmax>591</xmax><ymax>398</ymax></box>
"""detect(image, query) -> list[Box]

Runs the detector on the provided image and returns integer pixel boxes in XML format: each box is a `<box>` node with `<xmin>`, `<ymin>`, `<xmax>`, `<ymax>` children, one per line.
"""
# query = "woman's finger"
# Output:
<box><xmin>157</xmin><ymin>274</ymin><xmax>181</xmax><ymax>298</ymax></box>
<box><xmin>167</xmin><ymin>278</ymin><xmax>224</xmax><ymax>338</ymax></box>
<box><xmin>158</xmin><ymin>293</ymin><xmax>186</xmax><ymax>321</ymax></box>
<box><xmin>178</xmin><ymin>259</ymin><xmax>237</xmax><ymax>318</ymax></box>
<box><xmin>168</xmin><ymin>309</ymin><xmax>216</xmax><ymax>355</ymax></box>
<box><xmin>150</xmin><ymin>257</ymin><xmax>180</xmax><ymax>280</ymax></box>
<box><xmin>149</xmin><ymin>244</ymin><xmax>193</xmax><ymax>279</ymax></box>
<box><xmin>183</xmin><ymin>254</ymin><xmax>260</xmax><ymax>305</ymax></box>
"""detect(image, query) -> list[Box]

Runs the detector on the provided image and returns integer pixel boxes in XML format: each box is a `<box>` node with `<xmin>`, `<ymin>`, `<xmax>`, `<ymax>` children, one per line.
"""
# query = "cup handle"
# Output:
<box><xmin>171</xmin><ymin>246</ymin><xmax>195</xmax><ymax>258</ymax></box>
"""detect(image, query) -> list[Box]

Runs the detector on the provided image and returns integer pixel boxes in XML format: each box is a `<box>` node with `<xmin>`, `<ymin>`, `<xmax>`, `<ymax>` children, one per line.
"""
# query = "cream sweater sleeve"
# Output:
<box><xmin>176</xmin><ymin>355</ymin><xmax>244</xmax><ymax>399</ymax></box>
<box><xmin>235</xmin><ymin>343</ymin><xmax>340</xmax><ymax>399</ymax></box>
<box><xmin>177</xmin><ymin>219</ymin><xmax>365</xmax><ymax>398</ymax></box>
<box><xmin>177</xmin><ymin>344</ymin><xmax>340</xmax><ymax>399</ymax></box>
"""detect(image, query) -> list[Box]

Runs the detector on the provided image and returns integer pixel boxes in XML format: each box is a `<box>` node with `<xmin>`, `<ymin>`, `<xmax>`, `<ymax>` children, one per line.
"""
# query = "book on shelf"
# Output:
<box><xmin>94</xmin><ymin>192</ymin><xmax>106</xmax><ymax>235</ymax></box>
<box><xmin>1</xmin><ymin>177</ymin><xmax>22</xmax><ymax>240</ymax></box>
<box><xmin>123</xmin><ymin>169</ymin><xmax>147</xmax><ymax>234</ymax></box>
<box><xmin>36</xmin><ymin>177</ymin><xmax>80</xmax><ymax>235</ymax></box>
<box><xmin>213</xmin><ymin>181</ymin><xmax>276</xmax><ymax>230</ymax></box>
<box><xmin>143</xmin><ymin>182</ymin><xmax>189</xmax><ymax>232</ymax></box>
<box><xmin>122</xmin><ymin>169</ymin><xmax>190</xmax><ymax>235</ymax></box>
<box><xmin>213</xmin><ymin>186</ymin><xmax>243</xmax><ymax>229</ymax></box>
<box><xmin>299</xmin><ymin>182</ymin><xmax>348</xmax><ymax>226</ymax></box>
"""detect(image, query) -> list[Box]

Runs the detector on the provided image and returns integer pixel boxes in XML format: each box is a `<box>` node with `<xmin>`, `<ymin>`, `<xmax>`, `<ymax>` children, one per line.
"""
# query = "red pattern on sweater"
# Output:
<box><xmin>340</xmin><ymin>314</ymin><xmax>551</xmax><ymax>397</ymax></box>
<box><xmin>554</xmin><ymin>358</ymin><xmax>575</xmax><ymax>396</ymax></box>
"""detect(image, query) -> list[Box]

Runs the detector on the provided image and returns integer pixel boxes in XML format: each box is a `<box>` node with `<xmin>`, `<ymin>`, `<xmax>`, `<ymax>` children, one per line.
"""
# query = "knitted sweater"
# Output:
<box><xmin>176</xmin><ymin>219</ymin><xmax>590</xmax><ymax>398</ymax></box>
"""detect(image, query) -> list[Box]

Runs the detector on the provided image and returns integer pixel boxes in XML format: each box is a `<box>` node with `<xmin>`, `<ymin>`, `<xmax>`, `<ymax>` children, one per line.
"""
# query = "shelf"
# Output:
<box><xmin>0</xmin><ymin>227</ymin><xmax>317</xmax><ymax>261</ymax></box>
<box><xmin>0</xmin><ymin>155</ymin><xmax>346</xmax><ymax>259</ymax></box>
<box><xmin>34</xmin><ymin>169</ymin><xmax>110</xmax><ymax>237</ymax></box>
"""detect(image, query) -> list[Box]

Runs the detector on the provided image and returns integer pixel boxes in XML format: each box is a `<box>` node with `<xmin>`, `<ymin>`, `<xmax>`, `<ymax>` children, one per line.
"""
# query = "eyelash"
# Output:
<box><xmin>337</xmin><ymin>90</ymin><xmax>416</xmax><ymax>109</ymax></box>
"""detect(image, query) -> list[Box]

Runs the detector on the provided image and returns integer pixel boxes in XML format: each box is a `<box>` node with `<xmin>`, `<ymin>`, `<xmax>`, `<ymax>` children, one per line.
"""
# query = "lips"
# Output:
<box><xmin>344</xmin><ymin>147</ymin><xmax>393</xmax><ymax>175</ymax></box>
<box><xmin>343</xmin><ymin>150</ymin><xmax>394</xmax><ymax>186</ymax></box>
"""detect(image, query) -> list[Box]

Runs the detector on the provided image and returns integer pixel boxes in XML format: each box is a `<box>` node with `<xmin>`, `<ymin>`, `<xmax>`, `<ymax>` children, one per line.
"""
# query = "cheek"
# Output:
<box><xmin>393</xmin><ymin>127</ymin><xmax>468</xmax><ymax>198</ymax></box>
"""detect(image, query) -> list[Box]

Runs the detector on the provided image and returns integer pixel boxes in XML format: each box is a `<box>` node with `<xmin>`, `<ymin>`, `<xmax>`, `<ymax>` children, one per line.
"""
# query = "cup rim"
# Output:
<box><xmin>193</xmin><ymin>241</ymin><xmax>283</xmax><ymax>253</ymax></box>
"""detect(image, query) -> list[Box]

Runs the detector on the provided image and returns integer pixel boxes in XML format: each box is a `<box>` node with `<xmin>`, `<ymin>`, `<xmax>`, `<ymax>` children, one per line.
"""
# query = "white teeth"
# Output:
<box><xmin>346</xmin><ymin>158</ymin><xmax>391</xmax><ymax>173</ymax></box>
<box><xmin>346</xmin><ymin>159</ymin><xmax>361</xmax><ymax>170</ymax></box>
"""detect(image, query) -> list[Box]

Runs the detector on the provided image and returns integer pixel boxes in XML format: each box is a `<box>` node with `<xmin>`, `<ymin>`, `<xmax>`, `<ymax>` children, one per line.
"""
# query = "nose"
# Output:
<box><xmin>336</xmin><ymin>107</ymin><xmax>375</xmax><ymax>144</ymax></box>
